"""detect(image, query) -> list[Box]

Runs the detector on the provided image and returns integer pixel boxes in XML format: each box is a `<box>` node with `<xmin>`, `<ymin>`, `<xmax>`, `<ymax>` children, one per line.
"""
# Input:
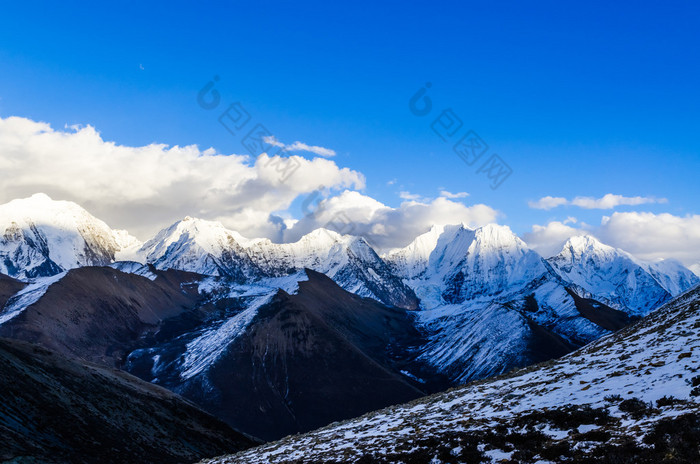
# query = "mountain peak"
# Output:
<box><xmin>28</xmin><ymin>192</ymin><xmax>53</xmax><ymax>202</ymax></box>
<box><xmin>0</xmin><ymin>194</ymin><xmax>142</xmax><ymax>279</ymax></box>
<box><xmin>5</xmin><ymin>193</ymin><xmax>80</xmax><ymax>214</ymax></box>
<box><xmin>473</xmin><ymin>223</ymin><xmax>525</xmax><ymax>249</ymax></box>
<box><xmin>548</xmin><ymin>234</ymin><xmax>684</xmax><ymax>315</ymax></box>
<box><xmin>564</xmin><ymin>234</ymin><xmax>608</xmax><ymax>250</ymax></box>
<box><xmin>300</xmin><ymin>227</ymin><xmax>344</xmax><ymax>242</ymax></box>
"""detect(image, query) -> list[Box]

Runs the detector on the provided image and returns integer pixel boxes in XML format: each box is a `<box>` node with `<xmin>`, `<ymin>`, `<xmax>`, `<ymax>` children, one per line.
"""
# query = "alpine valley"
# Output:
<box><xmin>0</xmin><ymin>194</ymin><xmax>698</xmax><ymax>461</ymax></box>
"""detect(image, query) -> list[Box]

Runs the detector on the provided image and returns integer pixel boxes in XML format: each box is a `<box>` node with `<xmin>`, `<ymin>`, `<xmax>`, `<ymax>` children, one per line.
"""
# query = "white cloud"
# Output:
<box><xmin>521</xmin><ymin>221</ymin><xmax>588</xmax><ymax>258</ymax></box>
<box><xmin>528</xmin><ymin>196</ymin><xmax>568</xmax><ymax>210</ymax></box>
<box><xmin>0</xmin><ymin>116</ymin><xmax>359</xmax><ymax>239</ymax></box>
<box><xmin>528</xmin><ymin>194</ymin><xmax>667</xmax><ymax>210</ymax></box>
<box><xmin>0</xmin><ymin>115</ymin><xmax>500</xmax><ymax>250</ymax></box>
<box><xmin>571</xmin><ymin>194</ymin><xmax>667</xmax><ymax>209</ymax></box>
<box><xmin>439</xmin><ymin>190</ymin><xmax>469</xmax><ymax>199</ymax></box>
<box><xmin>523</xmin><ymin>211</ymin><xmax>700</xmax><ymax>267</ymax></box>
<box><xmin>262</xmin><ymin>135</ymin><xmax>336</xmax><ymax>157</ymax></box>
<box><xmin>262</xmin><ymin>135</ymin><xmax>286</xmax><ymax>148</ymax></box>
<box><xmin>690</xmin><ymin>263</ymin><xmax>700</xmax><ymax>277</ymax></box>
<box><xmin>596</xmin><ymin>212</ymin><xmax>700</xmax><ymax>264</ymax></box>
<box><xmin>285</xmin><ymin>191</ymin><xmax>499</xmax><ymax>252</ymax></box>
<box><xmin>399</xmin><ymin>191</ymin><xmax>424</xmax><ymax>201</ymax></box>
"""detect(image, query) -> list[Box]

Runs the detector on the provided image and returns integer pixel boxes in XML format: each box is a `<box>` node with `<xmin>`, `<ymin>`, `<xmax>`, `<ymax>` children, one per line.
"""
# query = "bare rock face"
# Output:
<box><xmin>0</xmin><ymin>266</ymin><xmax>204</xmax><ymax>366</ymax></box>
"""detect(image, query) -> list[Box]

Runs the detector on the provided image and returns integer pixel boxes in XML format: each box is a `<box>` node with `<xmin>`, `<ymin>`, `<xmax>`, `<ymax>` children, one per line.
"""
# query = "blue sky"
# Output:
<box><xmin>0</xmin><ymin>1</ymin><xmax>699</xmax><ymax>263</ymax></box>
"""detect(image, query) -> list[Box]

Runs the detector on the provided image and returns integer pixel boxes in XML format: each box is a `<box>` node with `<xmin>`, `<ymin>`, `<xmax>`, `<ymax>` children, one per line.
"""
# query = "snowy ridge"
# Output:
<box><xmin>0</xmin><ymin>272</ymin><xmax>66</xmax><ymax>324</ymax></box>
<box><xmin>201</xmin><ymin>286</ymin><xmax>700</xmax><ymax>464</ymax></box>
<box><xmin>548</xmin><ymin>235</ymin><xmax>699</xmax><ymax>315</ymax></box>
<box><xmin>140</xmin><ymin>219</ymin><xmax>418</xmax><ymax>308</ymax></box>
<box><xmin>0</xmin><ymin>194</ymin><xmax>141</xmax><ymax>280</ymax></box>
<box><xmin>178</xmin><ymin>294</ymin><xmax>273</xmax><ymax>380</ymax></box>
<box><xmin>386</xmin><ymin>224</ymin><xmax>606</xmax><ymax>382</ymax></box>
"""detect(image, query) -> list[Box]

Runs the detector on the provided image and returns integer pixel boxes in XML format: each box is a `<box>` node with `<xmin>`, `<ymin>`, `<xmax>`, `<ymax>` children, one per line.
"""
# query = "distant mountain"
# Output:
<box><xmin>0</xmin><ymin>337</ymin><xmax>255</xmax><ymax>464</ymax></box>
<box><xmin>141</xmin><ymin>217</ymin><xmax>419</xmax><ymax>309</ymax></box>
<box><xmin>0</xmin><ymin>195</ymin><xmax>692</xmax><ymax>319</ymax></box>
<box><xmin>385</xmin><ymin>224</ymin><xmax>626</xmax><ymax>383</ymax></box>
<box><xmin>126</xmin><ymin>269</ymin><xmax>440</xmax><ymax>441</ymax></box>
<box><xmin>548</xmin><ymin>235</ymin><xmax>699</xmax><ymax>315</ymax></box>
<box><xmin>642</xmin><ymin>257</ymin><xmax>700</xmax><ymax>297</ymax></box>
<box><xmin>139</xmin><ymin>216</ymin><xmax>259</xmax><ymax>282</ymax></box>
<box><xmin>691</xmin><ymin>262</ymin><xmax>700</xmax><ymax>277</ymax></box>
<box><xmin>201</xmin><ymin>284</ymin><xmax>700</xmax><ymax>464</ymax></box>
<box><xmin>0</xmin><ymin>194</ymin><xmax>140</xmax><ymax>279</ymax></box>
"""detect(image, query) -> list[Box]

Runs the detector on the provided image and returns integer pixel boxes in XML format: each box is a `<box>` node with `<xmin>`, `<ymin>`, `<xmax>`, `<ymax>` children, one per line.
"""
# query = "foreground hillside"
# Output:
<box><xmin>202</xmin><ymin>285</ymin><xmax>700</xmax><ymax>463</ymax></box>
<box><xmin>0</xmin><ymin>338</ymin><xmax>255</xmax><ymax>464</ymax></box>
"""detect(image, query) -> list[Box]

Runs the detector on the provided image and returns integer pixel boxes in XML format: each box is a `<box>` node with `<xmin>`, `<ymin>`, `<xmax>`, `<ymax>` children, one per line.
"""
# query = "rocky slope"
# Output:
<box><xmin>0</xmin><ymin>266</ymin><xmax>205</xmax><ymax>365</ymax></box>
<box><xmin>200</xmin><ymin>284</ymin><xmax>700</xmax><ymax>464</ymax></box>
<box><xmin>0</xmin><ymin>337</ymin><xmax>255</xmax><ymax>464</ymax></box>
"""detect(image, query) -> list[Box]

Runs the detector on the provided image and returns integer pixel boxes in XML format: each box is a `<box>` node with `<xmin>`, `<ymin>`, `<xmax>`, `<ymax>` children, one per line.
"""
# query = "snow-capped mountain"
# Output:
<box><xmin>642</xmin><ymin>258</ymin><xmax>700</xmax><ymax>297</ymax></box>
<box><xmin>244</xmin><ymin>229</ymin><xmax>419</xmax><ymax>309</ymax></box>
<box><xmin>141</xmin><ymin>218</ymin><xmax>419</xmax><ymax>309</ymax></box>
<box><xmin>202</xmin><ymin>284</ymin><xmax>700</xmax><ymax>464</ymax></box>
<box><xmin>691</xmin><ymin>262</ymin><xmax>700</xmax><ymax>277</ymax></box>
<box><xmin>386</xmin><ymin>224</ymin><xmax>613</xmax><ymax>382</ymax></box>
<box><xmin>0</xmin><ymin>194</ymin><xmax>141</xmax><ymax>280</ymax></box>
<box><xmin>140</xmin><ymin>217</ymin><xmax>259</xmax><ymax>282</ymax></box>
<box><xmin>388</xmin><ymin>224</ymin><xmax>553</xmax><ymax>305</ymax></box>
<box><xmin>548</xmin><ymin>235</ymin><xmax>699</xmax><ymax>316</ymax></box>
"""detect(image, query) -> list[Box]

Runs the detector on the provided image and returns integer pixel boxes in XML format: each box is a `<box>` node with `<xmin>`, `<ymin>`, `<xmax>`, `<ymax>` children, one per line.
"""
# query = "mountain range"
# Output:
<box><xmin>0</xmin><ymin>193</ymin><xmax>698</xmax><ymax>443</ymax></box>
<box><xmin>202</xmin><ymin>275</ymin><xmax>700</xmax><ymax>463</ymax></box>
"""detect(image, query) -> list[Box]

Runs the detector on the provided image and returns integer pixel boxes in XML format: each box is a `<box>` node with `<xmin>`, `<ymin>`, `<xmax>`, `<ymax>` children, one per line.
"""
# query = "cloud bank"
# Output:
<box><xmin>0</xmin><ymin>116</ymin><xmax>495</xmax><ymax>249</ymax></box>
<box><xmin>0</xmin><ymin>116</ymin><xmax>357</xmax><ymax>239</ymax></box>
<box><xmin>284</xmin><ymin>191</ymin><xmax>499</xmax><ymax>251</ymax></box>
<box><xmin>263</xmin><ymin>135</ymin><xmax>336</xmax><ymax>157</ymax></box>
<box><xmin>523</xmin><ymin>212</ymin><xmax>700</xmax><ymax>267</ymax></box>
<box><xmin>529</xmin><ymin>194</ymin><xmax>667</xmax><ymax>210</ymax></box>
